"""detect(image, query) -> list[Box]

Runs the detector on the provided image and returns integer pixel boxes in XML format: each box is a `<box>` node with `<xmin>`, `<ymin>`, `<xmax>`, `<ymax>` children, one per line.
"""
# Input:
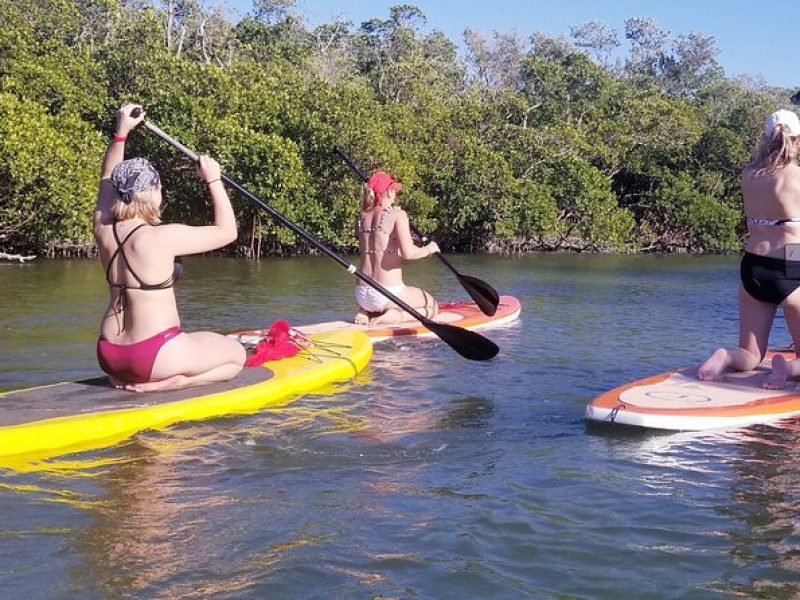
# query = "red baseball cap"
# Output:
<box><xmin>367</xmin><ymin>171</ymin><xmax>402</xmax><ymax>195</ymax></box>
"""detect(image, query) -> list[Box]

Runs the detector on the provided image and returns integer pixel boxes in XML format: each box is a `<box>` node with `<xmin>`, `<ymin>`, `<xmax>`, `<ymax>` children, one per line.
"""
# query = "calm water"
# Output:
<box><xmin>2</xmin><ymin>254</ymin><xmax>800</xmax><ymax>598</ymax></box>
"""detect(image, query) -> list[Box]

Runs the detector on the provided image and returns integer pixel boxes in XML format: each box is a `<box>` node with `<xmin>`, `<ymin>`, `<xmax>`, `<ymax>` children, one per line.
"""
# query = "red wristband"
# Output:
<box><xmin>113</xmin><ymin>134</ymin><xmax>127</xmax><ymax>143</ymax></box>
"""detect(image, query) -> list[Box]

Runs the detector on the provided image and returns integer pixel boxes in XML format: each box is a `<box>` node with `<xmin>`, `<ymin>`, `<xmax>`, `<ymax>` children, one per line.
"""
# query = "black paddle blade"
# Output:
<box><xmin>458</xmin><ymin>273</ymin><xmax>500</xmax><ymax>316</ymax></box>
<box><xmin>425</xmin><ymin>320</ymin><xmax>499</xmax><ymax>361</ymax></box>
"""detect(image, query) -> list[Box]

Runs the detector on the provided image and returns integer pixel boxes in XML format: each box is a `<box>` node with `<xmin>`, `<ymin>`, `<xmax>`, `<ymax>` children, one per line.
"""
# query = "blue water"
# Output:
<box><xmin>2</xmin><ymin>254</ymin><xmax>800</xmax><ymax>598</ymax></box>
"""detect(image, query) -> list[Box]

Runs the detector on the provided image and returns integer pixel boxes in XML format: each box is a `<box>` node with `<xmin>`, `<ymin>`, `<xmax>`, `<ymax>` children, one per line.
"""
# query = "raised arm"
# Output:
<box><xmin>394</xmin><ymin>210</ymin><xmax>439</xmax><ymax>260</ymax></box>
<box><xmin>101</xmin><ymin>104</ymin><xmax>145</xmax><ymax>179</ymax></box>
<box><xmin>94</xmin><ymin>104</ymin><xmax>146</xmax><ymax>230</ymax></box>
<box><xmin>156</xmin><ymin>155</ymin><xmax>239</xmax><ymax>256</ymax></box>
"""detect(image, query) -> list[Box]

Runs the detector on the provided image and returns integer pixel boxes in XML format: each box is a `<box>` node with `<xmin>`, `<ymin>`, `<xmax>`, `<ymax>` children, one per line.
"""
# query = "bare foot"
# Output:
<box><xmin>369</xmin><ymin>308</ymin><xmax>407</xmax><ymax>326</ymax></box>
<box><xmin>108</xmin><ymin>376</ymin><xmax>129</xmax><ymax>390</ymax></box>
<box><xmin>124</xmin><ymin>375</ymin><xmax>187</xmax><ymax>393</ymax></box>
<box><xmin>354</xmin><ymin>311</ymin><xmax>370</xmax><ymax>325</ymax></box>
<box><xmin>764</xmin><ymin>355</ymin><xmax>789</xmax><ymax>390</ymax></box>
<box><xmin>697</xmin><ymin>348</ymin><xmax>731</xmax><ymax>381</ymax></box>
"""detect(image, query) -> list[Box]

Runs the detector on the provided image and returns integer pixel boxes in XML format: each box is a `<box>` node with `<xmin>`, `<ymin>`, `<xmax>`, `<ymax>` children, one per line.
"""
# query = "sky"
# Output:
<box><xmin>224</xmin><ymin>0</ymin><xmax>798</xmax><ymax>89</ymax></box>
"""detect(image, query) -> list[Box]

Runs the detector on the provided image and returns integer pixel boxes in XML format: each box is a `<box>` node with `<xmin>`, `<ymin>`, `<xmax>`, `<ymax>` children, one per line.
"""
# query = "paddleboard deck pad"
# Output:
<box><xmin>0</xmin><ymin>329</ymin><xmax>371</xmax><ymax>462</ymax></box>
<box><xmin>263</xmin><ymin>295</ymin><xmax>521</xmax><ymax>342</ymax></box>
<box><xmin>586</xmin><ymin>350</ymin><xmax>800</xmax><ymax>430</ymax></box>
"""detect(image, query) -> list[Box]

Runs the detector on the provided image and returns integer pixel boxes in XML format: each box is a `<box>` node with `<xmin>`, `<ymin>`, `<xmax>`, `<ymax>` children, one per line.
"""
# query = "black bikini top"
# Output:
<box><xmin>106</xmin><ymin>221</ymin><xmax>181</xmax><ymax>294</ymax></box>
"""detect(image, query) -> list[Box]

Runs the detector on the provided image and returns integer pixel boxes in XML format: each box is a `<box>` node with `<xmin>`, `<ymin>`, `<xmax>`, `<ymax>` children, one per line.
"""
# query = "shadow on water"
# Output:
<box><xmin>716</xmin><ymin>422</ymin><xmax>800</xmax><ymax>598</ymax></box>
<box><xmin>584</xmin><ymin>419</ymin><xmax>688</xmax><ymax>441</ymax></box>
<box><xmin>435</xmin><ymin>396</ymin><xmax>495</xmax><ymax>431</ymax></box>
<box><xmin>582</xmin><ymin>417</ymin><xmax>800</xmax><ymax>597</ymax></box>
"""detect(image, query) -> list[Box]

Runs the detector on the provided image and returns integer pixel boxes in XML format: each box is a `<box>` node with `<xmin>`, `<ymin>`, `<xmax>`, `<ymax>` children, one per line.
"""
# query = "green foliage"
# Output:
<box><xmin>3</xmin><ymin>40</ymin><xmax>109</xmax><ymax>121</ymax></box>
<box><xmin>428</xmin><ymin>137</ymin><xmax>562</xmax><ymax>250</ymax></box>
<box><xmin>510</xmin><ymin>180</ymin><xmax>559</xmax><ymax>240</ymax></box>
<box><xmin>544</xmin><ymin>153</ymin><xmax>635</xmax><ymax>248</ymax></box>
<box><xmin>0</xmin><ymin>93</ymin><xmax>103</xmax><ymax>250</ymax></box>
<box><xmin>235</xmin><ymin>15</ymin><xmax>311</xmax><ymax>65</ymax></box>
<box><xmin>0</xmin><ymin>1</ymin><xmax>788</xmax><ymax>256</ymax></box>
<box><xmin>642</xmin><ymin>170</ymin><xmax>740</xmax><ymax>251</ymax></box>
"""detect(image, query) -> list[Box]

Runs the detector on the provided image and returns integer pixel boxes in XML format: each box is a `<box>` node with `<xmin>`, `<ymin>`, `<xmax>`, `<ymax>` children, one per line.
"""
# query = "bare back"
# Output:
<box><xmin>743</xmin><ymin>162</ymin><xmax>800</xmax><ymax>257</ymax></box>
<box><xmin>358</xmin><ymin>205</ymin><xmax>405</xmax><ymax>286</ymax></box>
<box><xmin>96</xmin><ymin>219</ymin><xmax>181</xmax><ymax>344</ymax></box>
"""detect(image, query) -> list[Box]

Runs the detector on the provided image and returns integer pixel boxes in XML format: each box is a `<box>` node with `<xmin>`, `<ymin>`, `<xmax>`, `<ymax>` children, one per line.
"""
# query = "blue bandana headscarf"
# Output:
<box><xmin>110</xmin><ymin>158</ymin><xmax>161</xmax><ymax>203</ymax></box>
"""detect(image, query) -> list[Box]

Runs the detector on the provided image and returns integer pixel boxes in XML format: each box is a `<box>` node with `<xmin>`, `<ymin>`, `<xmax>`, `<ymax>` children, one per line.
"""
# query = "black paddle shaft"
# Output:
<box><xmin>129</xmin><ymin>112</ymin><xmax>499</xmax><ymax>360</ymax></box>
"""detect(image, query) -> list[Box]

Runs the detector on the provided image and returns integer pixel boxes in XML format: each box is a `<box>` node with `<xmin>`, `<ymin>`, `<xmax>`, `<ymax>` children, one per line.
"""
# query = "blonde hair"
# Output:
<box><xmin>361</xmin><ymin>184</ymin><xmax>378</xmax><ymax>211</ymax></box>
<box><xmin>750</xmin><ymin>125</ymin><xmax>798</xmax><ymax>176</ymax></box>
<box><xmin>111</xmin><ymin>188</ymin><xmax>161</xmax><ymax>225</ymax></box>
<box><xmin>360</xmin><ymin>184</ymin><xmax>398</xmax><ymax>212</ymax></box>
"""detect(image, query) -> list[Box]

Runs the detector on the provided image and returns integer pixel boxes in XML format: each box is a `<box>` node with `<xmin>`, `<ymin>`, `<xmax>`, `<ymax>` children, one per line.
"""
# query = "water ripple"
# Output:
<box><xmin>3</xmin><ymin>255</ymin><xmax>800</xmax><ymax>597</ymax></box>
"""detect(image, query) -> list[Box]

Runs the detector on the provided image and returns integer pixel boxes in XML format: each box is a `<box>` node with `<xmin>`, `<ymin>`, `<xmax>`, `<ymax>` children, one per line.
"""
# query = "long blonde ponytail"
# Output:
<box><xmin>750</xmin><ymin>124</ymin><xmax>798</xmax><ymax>176</ymax></box>
<box><xmin>361</xmin><ymin>183</ymin><xmax>377</xmax><ymax>211</ymax></box>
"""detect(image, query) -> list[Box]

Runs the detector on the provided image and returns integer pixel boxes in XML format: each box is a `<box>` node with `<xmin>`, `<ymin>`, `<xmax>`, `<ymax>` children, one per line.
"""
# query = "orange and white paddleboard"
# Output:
<box><xmin>235</xmin><ymin>296</ymin><xmax>521</xmax><ymax>345</ymax></box>
<box><xmin>295</xmin><ymin>295</ymin><xmax>521</xmax><ymax>342</ymax></box>
<box><xmin>586</xmin><ymin>350</ymin><xmax>800</xmax><ymax>431</ymax></box>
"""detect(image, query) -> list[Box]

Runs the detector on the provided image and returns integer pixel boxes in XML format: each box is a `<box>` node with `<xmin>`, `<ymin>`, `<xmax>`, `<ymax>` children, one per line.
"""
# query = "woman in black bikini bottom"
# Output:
<box><xmin>698</xmin><ymin>108</ymin><xmax>800</xmax><ymax>388</ymax></box>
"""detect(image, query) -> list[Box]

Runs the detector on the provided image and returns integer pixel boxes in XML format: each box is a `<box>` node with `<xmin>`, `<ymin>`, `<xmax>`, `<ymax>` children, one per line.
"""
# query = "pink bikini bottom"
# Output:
<box><xmin>97</xmin><ymin>326</ymin><xmax>182</xmax><ymax>383</ymax></box>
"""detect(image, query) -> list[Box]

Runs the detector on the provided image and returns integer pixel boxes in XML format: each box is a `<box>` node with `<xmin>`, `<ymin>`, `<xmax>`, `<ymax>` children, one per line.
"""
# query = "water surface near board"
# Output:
<box><xmin>2</xmin><ymin>254</ymin><xmax>800</xmax><ymax>598</ymax></box>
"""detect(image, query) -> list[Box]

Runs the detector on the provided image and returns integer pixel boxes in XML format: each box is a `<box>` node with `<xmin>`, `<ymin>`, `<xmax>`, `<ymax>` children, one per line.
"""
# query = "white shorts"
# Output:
<box><xmin>355</xmin><ymin>283</ymin><xmax>405</xmax><ymax>313</ymax></box>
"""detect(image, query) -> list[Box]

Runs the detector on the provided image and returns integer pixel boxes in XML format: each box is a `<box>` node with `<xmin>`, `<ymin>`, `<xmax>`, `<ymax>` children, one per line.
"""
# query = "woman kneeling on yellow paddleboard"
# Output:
<box><xmin>93</xmin><ymin>103</ymin><xmax>245</xmax><ymax>392</ymax></box>
<box><xmin>355</xmin><ymin>172</ymin><xmax>441</xmax><ymax>326</ymax></box>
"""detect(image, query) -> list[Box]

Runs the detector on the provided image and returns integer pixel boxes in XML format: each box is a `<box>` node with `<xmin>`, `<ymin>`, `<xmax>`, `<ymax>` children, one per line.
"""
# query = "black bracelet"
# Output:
<box><xmin>206</xmin><ymin>178</ymin><xmax>222</xmax><ymax>187</ymax></box>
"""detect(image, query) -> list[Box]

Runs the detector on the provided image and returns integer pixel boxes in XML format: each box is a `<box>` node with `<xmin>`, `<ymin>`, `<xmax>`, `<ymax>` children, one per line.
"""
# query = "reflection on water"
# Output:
<box><xmin>3</xmin><ymin>255</ymin><xmax>800</xmax><ymax>596</ymax></box>
<box><xmin>720</xmin><ymin>425</ymin><xmax>800</xmax><ymax>597</ymax></box>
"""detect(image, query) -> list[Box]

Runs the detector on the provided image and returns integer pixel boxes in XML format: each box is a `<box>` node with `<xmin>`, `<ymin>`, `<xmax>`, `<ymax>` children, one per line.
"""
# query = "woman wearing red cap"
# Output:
<box><xmin>699</xmin><ymin>109</ymin><xmax>800</xmax><ymax>388</ymax></box>
<box><xmin>354</xmin><ymin>171</ymin><xmax>440</xmax><ymax>325</ymax></box>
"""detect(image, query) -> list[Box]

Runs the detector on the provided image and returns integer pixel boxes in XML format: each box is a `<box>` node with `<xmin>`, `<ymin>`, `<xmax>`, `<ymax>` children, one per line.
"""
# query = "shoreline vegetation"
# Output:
<box><xmin>0</xmin><ymin>1</ymin><xmax>791</xmax><ymax>258</ymax></box>
<box><xmin>4</xmin><ymin>234</ymin><xmax>712</xmax><ymax>260</ymax></box>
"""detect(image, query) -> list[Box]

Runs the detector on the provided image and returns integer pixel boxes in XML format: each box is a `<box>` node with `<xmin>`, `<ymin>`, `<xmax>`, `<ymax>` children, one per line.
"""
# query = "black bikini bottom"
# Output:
<box><xmin>740</xmin><ymin>252</ymin><xmax>800</xmax><ymax>305</ymax></box>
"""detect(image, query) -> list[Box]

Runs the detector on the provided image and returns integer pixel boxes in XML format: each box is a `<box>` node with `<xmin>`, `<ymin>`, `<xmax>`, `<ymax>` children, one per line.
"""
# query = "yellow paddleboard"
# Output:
<box><xmin>0</xmin><ymin>330</ymin><xmax>371</xmax><ymax>462</ymax></box>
